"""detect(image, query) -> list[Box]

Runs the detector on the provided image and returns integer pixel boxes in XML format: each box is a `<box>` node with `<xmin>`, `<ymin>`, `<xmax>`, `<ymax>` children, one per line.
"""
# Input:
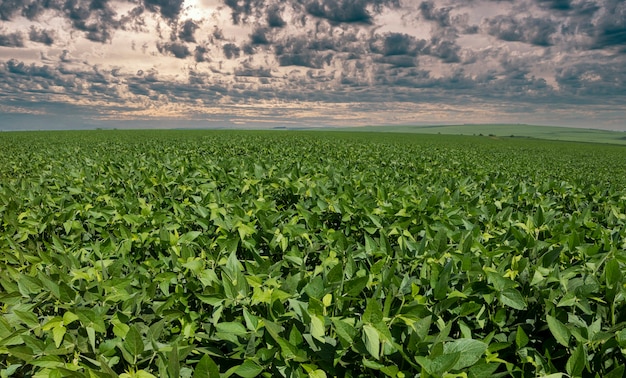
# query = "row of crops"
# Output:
<box><xmin>1</xmin><ymin>130</ymin><xmax>626</xmax><ymax>377</ymax></box>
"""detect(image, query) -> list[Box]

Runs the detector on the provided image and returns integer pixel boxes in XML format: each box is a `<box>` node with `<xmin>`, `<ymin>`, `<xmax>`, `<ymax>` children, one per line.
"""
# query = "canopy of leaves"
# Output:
<box><xmin>1</xmin><ymin>130</ymin><xmax>626</xmax><ymax>377</ymax></box>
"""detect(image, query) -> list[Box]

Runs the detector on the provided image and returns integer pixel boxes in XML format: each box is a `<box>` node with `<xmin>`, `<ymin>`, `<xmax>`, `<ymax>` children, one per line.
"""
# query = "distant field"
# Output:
<box><xmin>335</xmin><ymin>124</ymin><xmax>626</xmax><ymax>145</ymax></box>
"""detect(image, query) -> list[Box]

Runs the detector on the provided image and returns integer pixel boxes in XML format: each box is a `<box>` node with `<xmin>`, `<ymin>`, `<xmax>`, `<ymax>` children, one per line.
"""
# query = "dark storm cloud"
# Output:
<box><xmin>485</xmin><ymin>15</ymin><xmax>557</xmax><ymax>46</ymax></box>
<box><xmin>234</xmin><ymin>64</ymin><xmax>272</xmax><ymax>77</ymax></box>
<box><xmin>5</xmin><ymin>59</ymin><xmax>54</xmax><ymax>78</ymax></box>
<box><xmin>0</xmin><ymin>30</ymin><xmax>24</xmax><ymax>47</ymax></box>
<box><xmin>143</xmin><ymin>0</ymin><xmax>185</xmax><ymax>22</ymax></box>
<box><xmin>419</xmin><ymin>1</ymin><xmax>452</xmax><ymax>27</ymax></box>
<box><xmin>29</xmin><ymin>27</ymin><xmax>55</xmax><ymax>45</ymax></box>
<box><xmin>273</xmin><ymin>34</ymin><xmax>339</xmax><ymax>68</ymax></box>
<box><xmin>302</xmin><ymin>0</ymin><xmax>400</xmax><ymax>24</ymax></box>
<box><xmin>375</xmin><ymin>33</ymin><xmax>425</xmax><ymax>56</ymax></box>
<box><xmin>427</xmin><ymin>39</ymin><xmax>461</xmax><ymax>62</ymax></box>
<box><xmin>556</xmin><ymin>61</ymin><xmax>626</xmax><ymax>97</ymax></box>
<box><xmin>368</xmin><ymin>32</ymin><xmax>460</xmax><ymax>63</ymax></box>
<box><xmin>250</xmin><ymin>27</ymin><xmax>271</xmax><ymax>45</ymax></box>
<box><xmin>223</xmin><ymin>0</ymin><xmax>265</xmax><ymax>24</ymax></box>
<box><xmin>64</xmin><ymin>0</ymin><xmax>119</xmax><ymax>42</ymax></box>
<box><xmin>178</xmin><ymin>19</ymin><xmax>199</xmax><ymax>43</ymax></box>
<box><xmin>591</xmin><ymin>1</ymin><xmax>626</xmax><ymax>50</ymax></box>
<box><xmin>223</xmin><ymin>42</ymin><xmax>241</xmax><ymax>59</ymax></box>
<box><xmin>157</xmin><ymin>41</ymin><xmax>191</xmax><ymax>58</ymax></box>
<box><xmin>535</xmin><ymin>0</ymin><xmax>572</xmax><ymax>11</ymax></box>
<box><xmin>194</xmin><ymin>45</ymin><xmax>210</xmax><ymax>62</ymax></box>
<box><xmin>266</xmin><ymin>4</ymin><xmax>286</xmax><ymax>27</ymax></box>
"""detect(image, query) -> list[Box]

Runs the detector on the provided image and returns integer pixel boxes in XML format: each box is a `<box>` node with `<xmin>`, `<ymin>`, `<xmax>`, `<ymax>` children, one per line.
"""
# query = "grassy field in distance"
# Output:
<box><xmin>334</xmin><ymin>124</ymin><xmax>626</xmax><ymax>145</ymax></box>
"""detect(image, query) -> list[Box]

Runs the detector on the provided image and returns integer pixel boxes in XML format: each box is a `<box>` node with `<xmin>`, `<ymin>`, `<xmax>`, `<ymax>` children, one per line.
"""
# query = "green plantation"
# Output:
<box><xmin>2</xmin><ymin>130</ymin><xmax>626</xmax><ymax>378</ymax></box>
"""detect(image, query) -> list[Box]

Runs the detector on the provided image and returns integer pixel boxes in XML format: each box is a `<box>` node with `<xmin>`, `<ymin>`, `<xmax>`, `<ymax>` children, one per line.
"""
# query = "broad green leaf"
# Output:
<box><xmin>606</xmin><ymin>259</ymin><xmax>622</xmax><ymax>288</ymax></box>
<box><xmin>363</xmin><ymin>324</ymin><xmax>380</xmax><ymax>360</ymax></box>
<box><xmin>500</xmin><ymin>288</ymin><xmax>526</xmax><ymax>310</ymax></box>
<box><xmin>216</xmin><ymin>322</ymin><xmax>248</xmax><ymax>336</ymax></box>
<box><xmin>546</xmin><ymin>315</ymin><xmax>570</xmax><ymax>347</ymax></box>
<box><xmin>566</xmin><ymin>343</ymin><xmax>586</xmax><ymax>377</ymax></box>
<box><xmin>234</xmin><ymin>360</ymin><xmax>263</xmax><ymax>378</ymax></box>
<box><xmin>442</xmin><ymin>339</ymin><xmax>487</xmax><ymax>370</ymax></box>
<box><xmin>168</xmin><ymin>344</ymin><xmax>180</xmax><ymax>378</ymax></box>
<box><xmin>308</xmin><ymin>370</ymin><xmax>327</xmax><ymax>378</ymax></box>
<box><xmin>362</xmin><ymin>299</ymin><xmax>383</xmax><ymax>325</ymax></box>
<box><xmin>52</xmin><ymin>325</ymin><xmax>66</xmax><ymax>348</ymax></box>
<box><xmin>124</xmin><ymin>325</ymin><xmax>144</xmax><ymax>357</ymax></box>
<box><xmin>343</xmin><ymin>276</ymin><xmax>368</xmax><ymax>297</ymax></box>
<box><xmin>416</xmin><ymin>353</ymin><xmax>460</xmax><ymax>376</ymax></box>
<box><xmin>310</xmin><ymin>315</ymin><xmax>325</xmax><ymax>342</ymax></box>
<box><xmin>179</xmin><ymin>231</ymin><xmax>202</xmax><ymax>245</ymax></box>
<box><xmin>331</xmin><ymin>318</ymin><xmax>356</xmax><ymax>345</ymax></box>
<box><xmin>193</xmin><ymin>355</ymin><xmax>220</xmax><ymax>378</ymax></box>
<box><xmin>516</xmin><ymin>326</ymin><xmax>529</xmax><ymax>349</ymax></box>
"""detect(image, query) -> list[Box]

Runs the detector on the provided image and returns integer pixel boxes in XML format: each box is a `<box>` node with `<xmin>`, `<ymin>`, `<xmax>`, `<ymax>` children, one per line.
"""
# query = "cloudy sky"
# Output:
<box><xmin>0</xmin><ymin>0</ymin><xmax>625</xmax><ymax>130</ymax></box>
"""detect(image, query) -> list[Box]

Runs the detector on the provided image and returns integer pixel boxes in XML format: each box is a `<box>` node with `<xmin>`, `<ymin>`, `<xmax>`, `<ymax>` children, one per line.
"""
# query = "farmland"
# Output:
<box><xmin>337</xmin><ymin>124</ymin><xmax>626</xmax><ymax>146</ymax></box>
<box><xmin>1</xmin><ymin>130</ymin><xmax>626</xmax><ymax>377</ymax></box>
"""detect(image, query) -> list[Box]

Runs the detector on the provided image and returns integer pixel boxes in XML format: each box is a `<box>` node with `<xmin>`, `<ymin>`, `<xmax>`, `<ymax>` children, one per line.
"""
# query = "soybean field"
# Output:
<box><xmin>1</xmin><ymin>130</ymin><xmax>626</xmax><ymax>378</ymax></box>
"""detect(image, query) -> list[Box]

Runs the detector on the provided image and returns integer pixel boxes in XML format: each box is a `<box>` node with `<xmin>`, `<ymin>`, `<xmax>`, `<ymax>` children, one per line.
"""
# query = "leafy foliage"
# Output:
<box><xmin>1</xmin><ymin>130</ymin><xmax>626</xmax><ymax>377</ymax></box>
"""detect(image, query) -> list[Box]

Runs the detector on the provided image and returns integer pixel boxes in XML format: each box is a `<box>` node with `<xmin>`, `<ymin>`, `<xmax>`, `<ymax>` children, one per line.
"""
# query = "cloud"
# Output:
<box><xmin>591</xmin><ymin>1</ymin><xmax>626</xmax><ymax>50</ymax></box>
<box><xmin>157</xmin><ymin>41</ymin><xmax>191</xmax><ymax>58</ymax></box>
<box><xmin>223</xmin><ymin>42</ymin><xmax>241</xmax><ymax>59</ymax></box>
<box><xmin>303</xmin><ymin>0</ymin><xmax>400</xmax><ymax>24</ymax></box>
<box><xmin>419</xmin><ymin>1</ymin><xmax>452</xmax><ymax>27</ymax></box>
<box><xmin>64</xmin><ymin>0</ymin><xmax>119</xmax><ymax>42</ymax></box>
<box><xmin>535</xmin><ymin>0</ymin><xmax>572</xmax><ymax>11</ymax></box>
<box><xmin>143</xmin><ymin>0</ymin><xmax>185</xmax><ymax>22</ymax></box>
<box><xmin>28</xmin><ymin>27</ymin><xmax>55</xmax><ymax>45</ymax></box>
<box><xmin>235</xmin><ymin>65</ymin><xmax>272</xmax><ymax>77</ymax></box>
<box><xmin>178</xmin><ymin>19</ymin><xmax>199</xmax><ymax>43</ymax></box>
<box><xmin>223</xmin><ymin>0</ymin><xmax>265</xmax><ymax>24</ymax></box>
<box><xmin>194</xmin><ymin>45</ymin><xmax>210</xmax><ymax>62</ymax></box>
<box><xmin>250</xmin><ymin>27</ymin><xmax>271</xmax><ymax>45</ymax></box>
<box><xmin>485</xmin><ymin>15</ymin><xmax>557</xmax><ymax>46</ymax></box>
<box><xmin>274</xmin><ymin>35</ymin><xmax>336</xmax><ymax>68</ymax></box>
<box><xmin>267</xmin><ymin>4</ymin><xmax>286</xmax><ymax>27</ymax></box>
<box><xmin>0</xmin><ymin>0</ymin><xmax>625</xmax><ymax>129</ymax></box>
<box><xmin>0</xmin><ymin>30</ymin><xmax>24</xmax><ymax>47</ymax></box>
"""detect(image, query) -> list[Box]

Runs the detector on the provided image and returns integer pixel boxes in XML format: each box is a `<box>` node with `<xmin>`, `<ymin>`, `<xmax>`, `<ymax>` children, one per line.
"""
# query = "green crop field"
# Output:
<box><xmin>1</xmin><ymin>130</ymin><xmax>626</xmax><ymax>378</ymax></box>
<box><xmin>336</xmin><ymin>124</ymin><xmax>626</xmax><ymax>146</ymax></box>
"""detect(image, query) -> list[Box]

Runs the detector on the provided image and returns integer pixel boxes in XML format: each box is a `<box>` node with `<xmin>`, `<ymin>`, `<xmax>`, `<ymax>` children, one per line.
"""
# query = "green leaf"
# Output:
<box><xmin>179</xmin><ymin>231</ymin><xmax>202</xmax><ymax>245</ymax></box>
<box><xmin>331</xmin><ymin>318</ymin><xmax>356</xmax><ymax>345</ymax></box>
<box><xmin>546</xmin><ymin>315</ymin><xmax>570</xmax><ymax>347</ymax></box>
<box><xmin>606</xmin><ymin>259</ymin><xmax>622</xmax><ymax>288</ymax></box>
<box><xmin>416</xmin><ymin>353</ymin><xmax>460</xmax><ymax>376</ymax></box>
<box><xmin>566</xmin><ymin>343</ymin><xmax>586</xmax><ymax>377</ymax></box>
<box><xmin>193</xmin><ymin>355</ymin><xmax>220</xmax><ymax>378</ymax></box>
<box><xmin>362</xmin><ymin>299</ymin><xmax>383</xmax><ymax>325</ymax></box>
<box><xmin>310</xmin><ymin>315</ymin><xmax>325</xmax><ymax>342</ymax></box>
<box><xmin>52</xmin><ymin>325</ymin><xmax>66</xmax><ymax>348</ymax></box>
<box><xmin>308</xmin><ymin>370</ymin><xmax>327</xmax><ymax>378</ymax></box>
<box><xmin>500</xmin><ymin>288</ymin><xmax>526</xmax><ymax>310</ymax></box>
<box><xmin>516</xmin><ymin>326</ymin><xmax>529</xmax><ymax>349</ymax></box>
<box><xmin>168</xmin><ymin>344</ymin><xmax>180</xmax><ymax>378</ymax></box>
<box><xmin>124</xmin><ymin>325</ymin><xmax>144</xmax><ymax>357</ymax></box>
<box><xmin>362</xmin><ymin>324</ymin><xmax>380</xmax><ymax>360</ymax></box>
<box><xmin>234</xmin><ymin>360</ymin><xmax>263</xmax><ymax>378</ymax></box>
<box><xmin>343</xmin><ymin>276</ymin><xmax>368</xmax><ymax>297</ymax></box>
<box><xmin>14</xmin><ymin>310</ymin><xmax>39</xmax><ymax>329</ymax></box>
<box><xmin>442</xmin><ymin>339</ymin><xmax>487</xmax><ymax>370</ymax></box>
<box><xmin>605</xmin><ymin>365</ymin><xmax>625</xmax><ymax>378</ymax></box>
<box><xmin>216</xmin><ymin>322</ymin><xmax>248</xmax><ymax>336</ymax></box>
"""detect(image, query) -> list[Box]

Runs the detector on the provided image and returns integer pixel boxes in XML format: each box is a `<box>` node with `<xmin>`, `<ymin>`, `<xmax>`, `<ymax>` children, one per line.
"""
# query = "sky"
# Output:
<box><xmin>0</xmin><ymin>0</ymin><xmax>625</xmax><ymax>130</ymax></box>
